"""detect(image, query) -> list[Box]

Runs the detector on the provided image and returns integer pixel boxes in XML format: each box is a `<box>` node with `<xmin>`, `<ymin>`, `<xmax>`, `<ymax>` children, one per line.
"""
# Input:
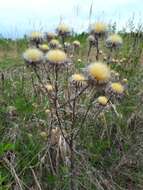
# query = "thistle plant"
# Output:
<box><xmin>106</xmin><ymin>34</ymin><xmax>123</xmax><ymax>64</ymax></box>
<box><xmin>22</xmin><ymin>22</ymin><xmax>127</xmax><ymax>190</ymax></box>
<box><xmin>72</xmin><ymin>40</ymin><xmax>81</xmax><ymax>55</ymax></box>
<box><xmin>49</xmin><ymin>39</ymin><xmax>60</xmax><ymax>49</ymax></box>
<box><xmin>88</xmin><ymin>22</ymin><xmax>107</xmax><ymax>61</ymax></box>
<box><xmin>56</xmin><ymin>23</ymin><xmax>71</xmax><ymax>52</ymax></box>
<box><xmin>29</xmin><ymin>31</ymin><xmax>44</xmax><ymax>47</ymax></box>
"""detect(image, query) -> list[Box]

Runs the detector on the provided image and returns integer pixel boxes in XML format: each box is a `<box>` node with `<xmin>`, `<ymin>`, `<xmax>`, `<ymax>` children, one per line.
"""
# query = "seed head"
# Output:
<box><xmin>87</xmin><ymin>62</ymin><xmax>111</xmax><ymax>83</ymax></box>
<box><xmin>30</xmin><ymin>31</ymin><xmax>43</xmax><ymax>39</ymax></box>
<box><xmin>111</xmin><ymin>82</ymin><xmax>124</xmax><ymax>94</ymax></box>
<box><xmin>45</xmin><ymin>84</ymin><xmax>53</xmax><ymax>91</ymax></box>
<box><xmin>29</xmin><ymin>32</ymin><xmax>44</xmax><ymax>45</ymax></box>
<box><xmin>46</xmin><ymin>32</ymin><xmax>57</xmax><ymax>41</ymax></box>
<box><xmin>90</xmin><ymin>22</ymin><xmax>107</xmax><ymax>35</ymax></box>
<box><xmin>49</xmin><ymin>39</ymin><xmax>60</xmax><ymax>49</ymax></box>
<box><xmin>23</xmin><ymin>48</ymin><xmax>44</xmax><ymax>64</ymax></box>
<box><xmin>57</xmin><ymin>23</ymin><xmax>70</xmax><ymax>36</ymax></box>
<box><xmin>45</xmin><ymin>49</ymin><xmax>67</xmax><ymax>65</ymax></box>
<box><xmin>97</xmin><ymin>96</ymin><xmax>108</xmax><ymax>106</ymax></box>
<box><xmin>73</xmin><ymin>40</ymin><xmax>81</xmax><ymax>48</ymax></box>
<box><xmin>106</xmin><ymin>34</ymin><xmax>123</xmax><ymax>49</ymax></box>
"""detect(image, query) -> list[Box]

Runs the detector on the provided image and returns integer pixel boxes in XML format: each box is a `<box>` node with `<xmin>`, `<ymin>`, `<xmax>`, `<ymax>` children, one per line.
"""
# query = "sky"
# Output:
<box><xmin>0</xmin><ymin>0</ymin><xmax>143</xmax><ymax>38</ymax></box>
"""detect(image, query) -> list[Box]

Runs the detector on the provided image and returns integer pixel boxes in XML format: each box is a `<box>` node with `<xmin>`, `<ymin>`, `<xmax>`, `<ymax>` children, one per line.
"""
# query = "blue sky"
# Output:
<box><xmin>0</xmin><ymin>0</ymin><xmax>143</xmax><ymax>38</ymax></box>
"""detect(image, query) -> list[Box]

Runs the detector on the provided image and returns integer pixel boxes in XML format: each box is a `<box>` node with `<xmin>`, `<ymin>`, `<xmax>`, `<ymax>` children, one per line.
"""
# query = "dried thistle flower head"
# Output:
<box><xmin>106</xmin><ymin>34</ymin><xmax>123</xmax><ymax>49</ymax></box>
<box><xmin>70</xmin><ymin>73</ymin><xmax>86</xmax><ymax>87</ymax></box>
<box><xmin>40</xmin><ymin>131</ymin><xmax>48</xmax><ymax>139</ymax></box>
<box><xmin>45</xmin><ymin>84</ymin><xmax>53</xmax><ymax>91</ymax></box>
<box><xmin>57</xmin><ymin>23</ymin><xmax>70</xmax><ymax>36</ymax></box>
<box><xmin>90</xmin><ymin>22</ymin><xmax>107</xmax><ymax>36</ymax></box>
<box><xmin>111</xmin><ymin>82</ymin><xmax>124</xmax><ymax>94</ymax></box>
<box><xmin>23</xmin><ymin>48</ymin><xmax>44</xmax><ymax>64</ymax></box>
<box><xmin>73</xmin><ymin>40</ymin><xmax>81</xmax><ymax>48</ymax></box>
<box><xmin>87</xmin><ymin>35</ymin><xmax>96</xmax><ymax>47</ymax></box>
<box><xmin>49</xmin><ymin>39</ymin><xmax>60</xmax><ymax>49</ymax></box>
<box><xmin>87</xmin><ymin>62</ymin><xmax>111</xmax><ymax>83</ymax></box>
<box><xmin>46</xmin><ymin>32</ymin><xmax>57</xmax><ymax>41</ymax></box>
<box><xmin>88</xmin><ymin>35</ymin><xmax>95</xmax><ymax>42</ymax></box>
<box><xmin>97</xmin><ymin>96</ymin><xmax>108</xmax><ymax>106</ymax></box>
<box><xmin>30</xmin><ymin>31</ymin><xmax>43</xmax><ymax>39</ymax></box>
<box><xmin>39</xmin><ymin>44</ymin><xmax>49</xmax><ymax>52</ymax></box>
<box><xmin>45</xmin><ymin>49</ymin><xmax>67</xmax><ymax>65</ymax></box>
<box><xmin>29</xmin><ymin>32</ymin><xmax>44</xmax><ymax>45</ymax></box>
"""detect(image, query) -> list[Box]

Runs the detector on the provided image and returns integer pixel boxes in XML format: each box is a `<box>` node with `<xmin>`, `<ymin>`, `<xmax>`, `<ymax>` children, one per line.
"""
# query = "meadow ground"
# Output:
<box><xmin>0</xmin><ymin>32</ymin><xmax>143</xmax><ymax>190</ymax></box>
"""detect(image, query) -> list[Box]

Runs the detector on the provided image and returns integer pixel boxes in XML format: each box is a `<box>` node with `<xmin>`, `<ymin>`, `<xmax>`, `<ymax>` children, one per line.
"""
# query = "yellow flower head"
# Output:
<box><xmin>30</xmin><ymin>32</ymin><xmax>43</xmax><ymax>39</ymax></box>
<box><xmin>23</xmin><ymin>48</ymin><xmax>43</xmax><ymax>63</ymax></box>
<box><xmin>39</xmin><ymin>44</ymin><xmax>49</xmax><ymax>52</ymax></box>
<box><xmin>90</xmin><ymin>22</ymin><xmax>107</xmax><ymax>34</ymax></box>
<box><xmin>45</xmin><ymin>84</ymin><xmax>53</xmax><ymax>91</ymax></box>
<box><xmin>106</xmin><ymin>34</ymin><xmax>123</xmax><ymax>48</ymax></box>
<box><xmin>111</xmin><ymin>82</ymin><xmax>124</xmax><ymax>94</ymax></box>
<box><xmin>97</xmin><ymin>96</ymin><xmax>108</xmax><ymax>106</ymax></box>
<box><xmin>88</xmin><ymin>62</ymin><xmax>111</xmax><ymax>82</ymax></box>
<box><xmin>73</xmin><ymin>40</ymin><xmax>80</xmax><ymax>47</ymax></box>
<box><xmin>57</xmin><ymin>23</ymin><xmax>70</xmax><ymax>34</ymax></box>
<box><xmin>46</xmin><ymin>49</ymin><xmax>67</xmax><ymax>64</ymax></box>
